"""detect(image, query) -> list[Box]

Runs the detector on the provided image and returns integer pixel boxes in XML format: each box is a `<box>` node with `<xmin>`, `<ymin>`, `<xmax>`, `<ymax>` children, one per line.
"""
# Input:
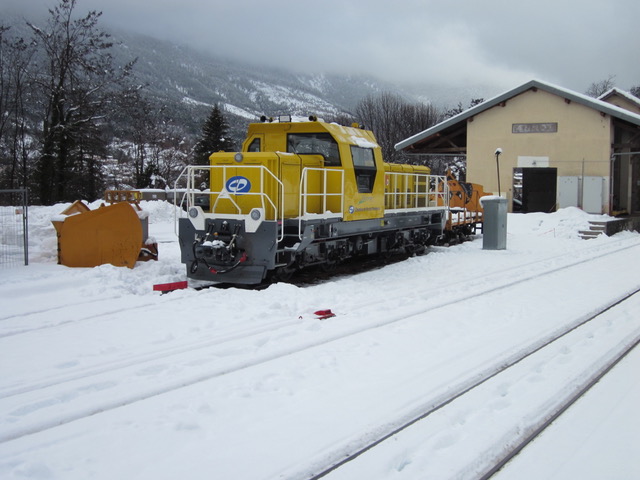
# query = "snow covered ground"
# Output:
<box><xmin>0</xmin><ymin>202</ymin><xmax>639</xmax><ymax>479</ymax></box>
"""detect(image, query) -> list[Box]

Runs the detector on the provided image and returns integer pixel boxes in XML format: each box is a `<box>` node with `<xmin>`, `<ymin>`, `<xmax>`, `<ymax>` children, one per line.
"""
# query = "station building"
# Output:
<box><xmin>396</xmin><ymin>79</ymin><xmax>640</xmax><ymax>215</ymax></box>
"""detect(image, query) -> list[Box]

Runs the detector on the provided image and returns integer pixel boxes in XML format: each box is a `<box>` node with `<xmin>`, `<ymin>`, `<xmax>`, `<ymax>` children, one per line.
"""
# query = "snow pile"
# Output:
<box><xmin>507</xmin><ymin>206</ymin><xmax>608</xmax><ymax>239</ymax></box>
<box><xmin>136</xmin><ymin>199</ymin><xmax>184</xmax><ymax>225</ymax></box>
<box><xmin>21</xmin><ymin>200</ymin><xmax>185</xmax><ymax>293</ymax></box>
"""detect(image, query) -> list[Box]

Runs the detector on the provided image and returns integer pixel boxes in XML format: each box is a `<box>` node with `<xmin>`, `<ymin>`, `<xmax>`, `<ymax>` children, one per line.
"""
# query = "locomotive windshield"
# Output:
<box><xmin>287</xmin><ymin>133</ymin><xmax>341</xmax><ymax>166</ymax></box>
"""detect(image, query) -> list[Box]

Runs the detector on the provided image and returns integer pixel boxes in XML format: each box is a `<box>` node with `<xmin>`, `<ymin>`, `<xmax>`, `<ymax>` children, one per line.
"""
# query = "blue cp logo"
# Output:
<box><xmin>225</xmin><ymin>176</ymin><xmax>252</xmax><ymax>195</ymax></box>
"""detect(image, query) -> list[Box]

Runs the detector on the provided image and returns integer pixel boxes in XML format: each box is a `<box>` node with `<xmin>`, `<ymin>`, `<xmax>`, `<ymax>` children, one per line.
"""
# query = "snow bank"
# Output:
<box><xmin>507</xmin><ymin>207</ymin><xmax>609</xmax><ymax>239</ymax></box>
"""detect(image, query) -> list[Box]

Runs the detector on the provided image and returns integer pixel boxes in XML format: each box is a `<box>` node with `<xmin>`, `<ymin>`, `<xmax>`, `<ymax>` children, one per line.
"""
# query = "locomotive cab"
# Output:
<box><xmin>238</xmin><ymin>119</ymin><xmax>387</xmax><ymax>222</ymax></box>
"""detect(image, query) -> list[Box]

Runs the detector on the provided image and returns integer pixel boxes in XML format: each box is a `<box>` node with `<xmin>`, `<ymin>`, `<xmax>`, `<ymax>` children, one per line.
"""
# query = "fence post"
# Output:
<box><xmin>0</xmin><ymin>189</ymin><xmax>29</xmax><ymax>267</ymax></box>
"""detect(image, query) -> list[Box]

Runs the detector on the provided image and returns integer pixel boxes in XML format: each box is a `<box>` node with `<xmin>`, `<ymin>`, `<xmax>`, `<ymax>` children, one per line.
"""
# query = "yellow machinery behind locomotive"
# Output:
<box><xmin>176</xmin><ymin>116</ymin><xmax>487</xmax><ymax>285</ymax></box>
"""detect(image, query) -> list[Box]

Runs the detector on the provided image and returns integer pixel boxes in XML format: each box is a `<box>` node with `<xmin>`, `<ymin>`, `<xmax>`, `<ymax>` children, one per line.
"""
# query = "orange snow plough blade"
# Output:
<box><xmin>52</xmin><ymin>200</ymin><xmax>149</xmax><ymax>268</ymax></box>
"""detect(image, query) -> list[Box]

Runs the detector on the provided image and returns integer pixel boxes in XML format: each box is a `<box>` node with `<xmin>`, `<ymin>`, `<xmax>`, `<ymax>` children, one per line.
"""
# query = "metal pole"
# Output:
<box><xmin>495</xmin><ymin>148</ymin><xmax>503</xmax><ymax>197</ymax></box>
<box><xmin>23</xmin><ymin>189</ymin><xmax>29</xmax><ymax>266</ymax></box>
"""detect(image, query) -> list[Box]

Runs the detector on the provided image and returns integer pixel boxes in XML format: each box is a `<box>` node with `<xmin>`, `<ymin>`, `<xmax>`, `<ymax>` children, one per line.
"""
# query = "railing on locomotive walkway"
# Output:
<box><xmin>0</xmin><ymin>189</ymin><xmax>29</xmax><ymax>267</ymax></box>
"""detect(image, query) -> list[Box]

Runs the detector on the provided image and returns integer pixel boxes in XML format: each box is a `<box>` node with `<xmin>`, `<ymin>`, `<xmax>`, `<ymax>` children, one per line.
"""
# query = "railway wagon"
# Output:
<box><xmin>176</xmin><ymin>116</ymin><xmax>483</xmax><ymax>285</ymax></box>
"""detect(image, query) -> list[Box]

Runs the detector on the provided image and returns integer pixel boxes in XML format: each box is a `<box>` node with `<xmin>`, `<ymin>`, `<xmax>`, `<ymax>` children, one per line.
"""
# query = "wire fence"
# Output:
<box><xmin>0</xmin><ymin>189</ymin><xmax>29</xmax><ymax>268</ymax></box>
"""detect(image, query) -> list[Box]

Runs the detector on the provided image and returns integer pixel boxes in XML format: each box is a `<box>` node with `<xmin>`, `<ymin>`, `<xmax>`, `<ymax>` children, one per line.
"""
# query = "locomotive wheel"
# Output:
<box><xmin>320</xmin><ymin>258</ymin><xmax>339</xmax><ymax>272</ymax></box>
<box><xmin>272</xmin><ymin>265</ymin><xmax>297</xmax><ymax>282</ymax></box>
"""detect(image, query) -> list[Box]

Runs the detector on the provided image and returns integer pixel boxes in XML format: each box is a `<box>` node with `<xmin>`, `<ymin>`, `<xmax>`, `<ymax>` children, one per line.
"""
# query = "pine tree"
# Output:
<box><xmin>194</xmin><ymin>104</ymin><xmax>235</xmax><ymax>165</ymax></box>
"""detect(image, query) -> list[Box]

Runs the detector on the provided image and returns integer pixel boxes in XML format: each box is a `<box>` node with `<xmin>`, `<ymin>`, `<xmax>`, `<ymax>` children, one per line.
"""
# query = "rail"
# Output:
<box><xmin>104</xmin><ymin>190</ymin><xmax>142</xmax><ymax>204</ymax></box>
<box><xmin>449</xmin><ymin>207</ymin><xmax>483</xmax><ymax>226</ymax></box>
<box><xmin>298</xmin><ymin>167</ymin><xmax>344</xmax><ymax>239</ymax></box>
<box><xmin>384</xmin><ymin>173</ymin><xmax>448</xmax><ymax>212</ymax></box>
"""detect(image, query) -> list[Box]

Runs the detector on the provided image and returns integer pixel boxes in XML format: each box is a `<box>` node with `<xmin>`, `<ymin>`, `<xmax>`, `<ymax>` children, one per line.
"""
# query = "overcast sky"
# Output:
<box><xmin>4</xmin><ymin>0</ymin><xmax>639</xmax><ymax>99</ymax></box>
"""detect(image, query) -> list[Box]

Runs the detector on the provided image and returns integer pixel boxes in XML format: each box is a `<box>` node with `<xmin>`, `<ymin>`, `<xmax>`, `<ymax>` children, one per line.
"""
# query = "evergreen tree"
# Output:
<box><xmin>194</xmin><ymin>104</ymin><xmax>235</xmax><ymax>165</ymax></box>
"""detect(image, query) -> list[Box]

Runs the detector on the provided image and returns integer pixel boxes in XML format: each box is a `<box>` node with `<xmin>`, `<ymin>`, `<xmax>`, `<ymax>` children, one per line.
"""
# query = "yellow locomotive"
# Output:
<box><xmin>176</xmin><ymin>116</ymin><xmax>486</xmax><ymax>285</ymax></box>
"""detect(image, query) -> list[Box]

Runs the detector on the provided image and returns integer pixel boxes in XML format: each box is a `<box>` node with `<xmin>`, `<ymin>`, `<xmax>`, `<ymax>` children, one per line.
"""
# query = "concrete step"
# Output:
<box><xmin>579</xmin><ymin>221</ymin><xmax>608</xmax><ymax>239</ymax></box>
<box><xmin>579</xmin><ymin>230</ymin><xmax>603</xmax><ymax>239</ymax></box>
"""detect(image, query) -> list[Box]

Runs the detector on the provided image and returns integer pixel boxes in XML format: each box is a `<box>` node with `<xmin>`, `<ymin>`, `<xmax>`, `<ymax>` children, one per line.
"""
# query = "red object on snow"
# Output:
<box><xmin>153</xmin><ymin>281</ymin><xmax>188</xmax><ymax>293</ymax></box>
<box><xmin>314</xmin><ymin>309</ymin><xmax>336</xmax><ymax>319</ymax></box>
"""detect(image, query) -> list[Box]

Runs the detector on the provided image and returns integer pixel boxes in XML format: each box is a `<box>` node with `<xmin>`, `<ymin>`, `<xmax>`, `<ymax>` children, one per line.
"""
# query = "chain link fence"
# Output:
<box><xmin>0</xmin><ymin>189</ymin><xmax>29</xmax><ymax>268</ymax></box>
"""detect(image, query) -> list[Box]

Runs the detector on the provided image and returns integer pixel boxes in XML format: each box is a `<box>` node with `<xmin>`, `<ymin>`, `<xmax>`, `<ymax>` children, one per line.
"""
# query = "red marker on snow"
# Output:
<box><xmin>153</xmin><ymin>281</ymin><xmax>188</xmax><ymax>293</ymax></box>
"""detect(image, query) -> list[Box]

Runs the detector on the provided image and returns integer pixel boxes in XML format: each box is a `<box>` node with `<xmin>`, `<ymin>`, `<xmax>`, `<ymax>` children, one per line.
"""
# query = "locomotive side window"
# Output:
<box><xmin>248</xmin><ymin>138</ymin><xmax>261</xmax><ymax>152</ymax></box>
<box><xmin>287</xmin><ymin>133</ymin><xmax>341</xmax><ymax>166</ymax></box>
<box><xmin>351</xmin><ymin>146</ymin><xmax>376</xmax><ymax>193</ymax></box>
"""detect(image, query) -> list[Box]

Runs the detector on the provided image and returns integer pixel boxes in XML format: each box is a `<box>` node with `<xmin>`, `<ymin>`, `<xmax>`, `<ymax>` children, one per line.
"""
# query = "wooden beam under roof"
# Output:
<box><xmin>410</xmin><ymin>124</ymin><xmax>466</xmax><ymax>153</ymax></box>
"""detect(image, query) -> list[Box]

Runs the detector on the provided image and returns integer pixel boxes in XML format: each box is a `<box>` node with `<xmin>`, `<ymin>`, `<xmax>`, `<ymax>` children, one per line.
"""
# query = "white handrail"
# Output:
<box><xmin>174</xmin><ymin>166</ymin><xmax>452</xmax><ymax>242</ymax></box>
<box><xmin>298</xmin><ymin>167</ymin><xmax>344</xmax><ymax>239</ymax></box>
<box><xmin>384</xmin><ymin>173</ymin><xmax>448</xmax><ymax>211</ymax></box>
<box><xmin>174</xmin><ymin>164</ymin><xmax>285</xmax><ymax>242</ymax></box>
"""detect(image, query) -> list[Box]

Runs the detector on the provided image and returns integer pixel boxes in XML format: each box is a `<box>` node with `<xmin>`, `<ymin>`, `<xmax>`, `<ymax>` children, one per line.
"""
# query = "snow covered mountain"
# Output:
<box><xmin>112</xmin><ymin>29</ymin><xmax>408</xmax><ymax>138</ymax></box>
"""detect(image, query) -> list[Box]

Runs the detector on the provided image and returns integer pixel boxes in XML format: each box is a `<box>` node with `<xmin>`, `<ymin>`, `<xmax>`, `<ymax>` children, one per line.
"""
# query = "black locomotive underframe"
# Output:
<box><xmin>179</xmin><ymin>209</ymin><xmax>447</xmax><ymax>285</ymax></box>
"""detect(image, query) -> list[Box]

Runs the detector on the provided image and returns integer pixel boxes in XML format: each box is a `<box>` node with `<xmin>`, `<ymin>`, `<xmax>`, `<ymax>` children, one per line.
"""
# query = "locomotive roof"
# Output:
<box><xmin>247</xmin><ymin>119</ymin><xmax>380</xmax><ymax>149</ymax></box>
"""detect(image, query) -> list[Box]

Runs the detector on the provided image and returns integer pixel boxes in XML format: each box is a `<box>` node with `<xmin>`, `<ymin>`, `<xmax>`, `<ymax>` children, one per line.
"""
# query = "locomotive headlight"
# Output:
<box><xmin>234</xmin><ymin>153</ymin><xmax>243</xmax><ymax>163</ymax></box>
<box><xmin>245</xmin><ymin>208</ymin><xmax>264</xmax><ymax>233</ymax></box>
<box><xmin>187</xmin><ymin>206</ymin><xmax>205</xmax><ymax>230</ymax></box>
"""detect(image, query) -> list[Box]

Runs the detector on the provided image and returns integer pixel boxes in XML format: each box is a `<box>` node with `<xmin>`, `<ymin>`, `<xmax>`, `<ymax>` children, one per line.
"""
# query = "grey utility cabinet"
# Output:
<box><xmin>482</xmin><ymin>197</ymin><xmax>508</xmax><ymax>250</ymax></box>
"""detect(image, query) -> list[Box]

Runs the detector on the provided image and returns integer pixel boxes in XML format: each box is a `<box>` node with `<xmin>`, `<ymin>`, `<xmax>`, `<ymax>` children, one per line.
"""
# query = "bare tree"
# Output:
<box><xmin>585</xmin><ymin>75</ymin><xmax>616</xmax><ymax>98</ymax></box>
<box><xmin>443</xmin><ymin>98</ymin><xmax>484</xmax><ymax>119</ymax></box>
<box><xmin>28</xmin><ymin>0</ymin><xmax>134</xmax><ymax>204</ymax></box>
<box><xmin>0</xmin><ymin>27</ymin><xmax>36</xmax><ymax>190</ymax></box>
<box><xmin>325</xmin><ymin>112</ymin><xmax>356</xmax><ymax>127</ymax></box>
<box><xmin>355</xmin><ymin>92</ymin><xmax>441</xmax><ymax>163</ymax></box>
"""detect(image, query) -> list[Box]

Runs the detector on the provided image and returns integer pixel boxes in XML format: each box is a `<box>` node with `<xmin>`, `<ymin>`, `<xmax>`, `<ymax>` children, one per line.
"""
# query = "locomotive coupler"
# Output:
<box><xmin>191</xmin><ymin>224</ymin><xmax>246</xmax><ymax>274</ymax></box>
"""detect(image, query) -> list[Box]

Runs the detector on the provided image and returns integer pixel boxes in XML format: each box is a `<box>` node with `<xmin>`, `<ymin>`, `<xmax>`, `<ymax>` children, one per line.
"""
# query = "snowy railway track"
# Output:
<box><xmin>480</xmin><ymin>336</ymin><xmax>639</xmax><ymax>479</ymax></box>
<box><xmin>1</xmin><ymin>236</ymin><xmax>637</xmax><ymax>380</ymax></box>
<box><xmin>305</xmin><ymin>289</ymin><xmax>640</xmax><ymax>480</ymax></box>
<box><xmin>1</xmin><ymin>233</ymin><xmax>638</xmax><ymax>344</ymax></box>
<box><xmin>4</xmin><ymin>236</ymin><xmax>639</xmax><ymax>396</ymax></box>
<box><xmin>2</xmin><ymin>237</ymin><xmax>640</xmax><ymax>446</ymax></box>
<box><xmin>0</xmin><ymin>234</ymin><xmax>638</xmax><ymax>340</ymax></box>
<box><xmin>0</xmin><ymin>295</ymin><xmax>161</xmax><ymax>338</ymax></box>
<box><xmin>339</xmin><ymin>234</ymin><xmax>640</xmax><ymax>316</ymax></box>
